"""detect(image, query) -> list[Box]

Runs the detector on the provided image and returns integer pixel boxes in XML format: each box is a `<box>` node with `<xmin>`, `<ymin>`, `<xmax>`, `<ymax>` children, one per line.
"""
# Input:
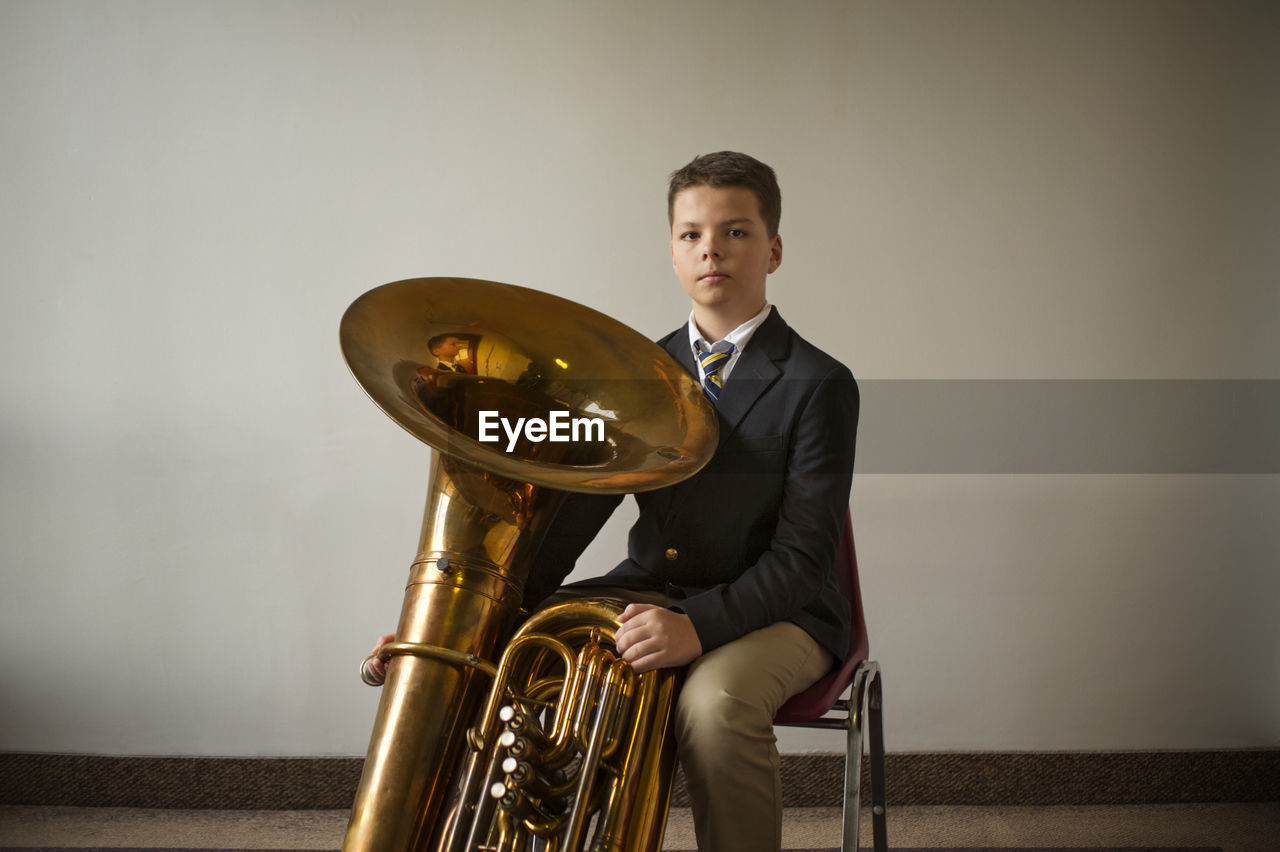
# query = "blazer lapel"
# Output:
<box><xmin>715</xmin><ymin>310</ymin><xmax>785</xmax><ymax>443</ymax></box>
<box><xmin>663</xmin><ymin>330</ymin><xmax>698</xmax><ymax>377</ymax></box>
<box><xmin>664</xmin><ymin>309</ymin><xmax>790</xmax><ymax>447</ymax></box>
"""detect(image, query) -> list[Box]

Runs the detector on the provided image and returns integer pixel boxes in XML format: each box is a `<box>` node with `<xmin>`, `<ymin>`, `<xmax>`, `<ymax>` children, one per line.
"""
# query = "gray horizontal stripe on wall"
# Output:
<box><xmin>854</xmin><ymin>380</ymin><xmax>1280</xmax><ymax>474</ymax></box>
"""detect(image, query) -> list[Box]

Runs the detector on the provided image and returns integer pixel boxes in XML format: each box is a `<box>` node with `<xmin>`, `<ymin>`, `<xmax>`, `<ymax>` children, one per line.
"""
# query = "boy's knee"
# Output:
<box><xmin>676</xmin><ymin>683</ymin><xmax>775</xmax><ymax>746</ymax></box>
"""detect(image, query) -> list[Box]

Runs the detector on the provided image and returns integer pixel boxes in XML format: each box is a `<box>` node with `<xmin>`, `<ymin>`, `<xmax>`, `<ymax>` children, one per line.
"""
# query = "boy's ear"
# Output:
<box><xmin>768</xmin><ymin>234</ymin><xmax>783</xmax><ymax>274</ymax></box>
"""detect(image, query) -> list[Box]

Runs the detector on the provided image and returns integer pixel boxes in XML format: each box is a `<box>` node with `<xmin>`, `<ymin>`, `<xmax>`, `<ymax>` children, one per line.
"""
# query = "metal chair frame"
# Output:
<box><xmin>773</xmin><ymin>513</ymin><xmax>888</xmax><ymax>851</ymax></box>
<box><xmin>777</xmin><ymin>661</ymin><xmax>886</xmax><ymax>851</ymax></box>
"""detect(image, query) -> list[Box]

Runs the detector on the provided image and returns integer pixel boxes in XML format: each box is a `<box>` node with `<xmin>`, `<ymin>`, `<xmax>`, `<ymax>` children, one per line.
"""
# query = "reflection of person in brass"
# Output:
<box><xmin>370</xmin><ymin>152</ymin><xmax>858</xmax><ymax>852</ymax></box>
<box><xmin>427</xmin><ymin>333</ymin><xmax>468</xmax><ymax>373</ymax></box>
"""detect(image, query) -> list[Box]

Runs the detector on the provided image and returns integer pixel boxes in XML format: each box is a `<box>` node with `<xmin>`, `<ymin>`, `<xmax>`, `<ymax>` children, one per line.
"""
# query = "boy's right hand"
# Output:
<box><xmin>361</xmin><ymin>632</ymin><xmax>397</xmax><ymax>685</ymax></box>
<box><xmin>614</xmin><ymin>604</ymin><xmax>702</xmax><ymax>672</ymax></box>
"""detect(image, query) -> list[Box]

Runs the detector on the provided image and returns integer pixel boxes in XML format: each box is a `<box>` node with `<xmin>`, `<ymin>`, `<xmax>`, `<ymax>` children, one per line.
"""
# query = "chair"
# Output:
<box><xmin>774</xmin><ymin>511</ymin><xmax>887</xmax><ymax>852</ymax></box>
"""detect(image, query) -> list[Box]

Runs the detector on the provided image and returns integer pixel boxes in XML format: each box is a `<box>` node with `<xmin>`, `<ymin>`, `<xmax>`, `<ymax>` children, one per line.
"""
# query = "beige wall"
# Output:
<box><xmin>1</xmin><ymin>0</ymin><xmax>1276</xmax><ymax>755</ymax></box>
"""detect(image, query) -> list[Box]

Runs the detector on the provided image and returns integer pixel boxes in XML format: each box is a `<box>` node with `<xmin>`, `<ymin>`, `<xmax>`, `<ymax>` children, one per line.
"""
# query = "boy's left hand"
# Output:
<box><xmin>614</xmin><ymin>604</ymin><xmax>702</xmax><ymax>673</ymax></box>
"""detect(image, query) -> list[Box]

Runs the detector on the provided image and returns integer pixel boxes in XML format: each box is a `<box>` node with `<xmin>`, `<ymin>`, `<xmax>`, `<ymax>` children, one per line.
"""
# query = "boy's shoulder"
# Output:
<box><xmin>779</xmin><ymin>320</ymin><xmax>852</xmax><ymax>380</ymax></box>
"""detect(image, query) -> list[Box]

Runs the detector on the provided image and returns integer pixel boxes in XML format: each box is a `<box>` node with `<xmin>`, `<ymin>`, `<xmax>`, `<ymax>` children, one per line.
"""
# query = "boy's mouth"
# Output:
<box><xmin>699</xmin><ymin>271</ymin><xmax>730</xmax><ymax>284</ymax></box>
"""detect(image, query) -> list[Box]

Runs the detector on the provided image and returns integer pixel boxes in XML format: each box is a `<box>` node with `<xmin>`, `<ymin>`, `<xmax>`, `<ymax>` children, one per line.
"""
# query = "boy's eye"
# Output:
<box><xmin>680</xmin><ymin>231</ymin><xmax>699</xmax><ymax>241</ymax></box>
<box><xmin>728</xmin><ymin>228</ymin><xmax>747</xmax><ymax>238</ymax></box>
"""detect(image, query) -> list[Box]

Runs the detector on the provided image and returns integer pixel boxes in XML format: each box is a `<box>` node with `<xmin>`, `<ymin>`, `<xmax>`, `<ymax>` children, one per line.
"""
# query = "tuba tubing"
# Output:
<box><xmin>443</xmin><ymin>600</ymin><xmax>681</xmax><ymax>852</ymax></box>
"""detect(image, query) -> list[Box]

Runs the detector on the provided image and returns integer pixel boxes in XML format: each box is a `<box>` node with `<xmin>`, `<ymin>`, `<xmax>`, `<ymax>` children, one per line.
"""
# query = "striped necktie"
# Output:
<box><xmin>697</xmin><ymin>342</ymin><xmax>735</xmax><ymax>404</ymax></box>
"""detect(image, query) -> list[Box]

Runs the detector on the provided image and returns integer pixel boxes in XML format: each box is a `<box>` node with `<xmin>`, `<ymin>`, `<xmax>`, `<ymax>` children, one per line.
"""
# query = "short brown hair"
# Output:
<box><xmin>667</xmin><ymin>151</ymin><xmax>782</xmax><ymax>238</ymax></box>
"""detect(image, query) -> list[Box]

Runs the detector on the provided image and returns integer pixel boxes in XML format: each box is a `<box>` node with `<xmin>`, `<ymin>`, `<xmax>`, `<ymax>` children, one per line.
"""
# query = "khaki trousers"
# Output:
<box><xmin>542</xmin><ymin>586</ymin><xmax>832</xmax><ymax>852</ymax></box>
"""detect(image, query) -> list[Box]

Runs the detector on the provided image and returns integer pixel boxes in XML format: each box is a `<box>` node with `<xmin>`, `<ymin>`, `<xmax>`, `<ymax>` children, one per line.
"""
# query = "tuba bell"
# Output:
<box><xmin>338</xmin><ymin>278</ymin><xmax>718</xmax><ymax>852</ymax></box>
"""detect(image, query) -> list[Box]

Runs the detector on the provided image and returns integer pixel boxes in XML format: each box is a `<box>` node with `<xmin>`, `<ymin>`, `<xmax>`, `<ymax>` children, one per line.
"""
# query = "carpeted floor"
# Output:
<box><xmin>0</xmin><ymin>844</ymin><xmax>1228</xmax><ymax>849</ymax></box>
<box><xmin>2</xmin><ymin>804</ymin><xmax>1277</xmax><ymax>851</ymax></box>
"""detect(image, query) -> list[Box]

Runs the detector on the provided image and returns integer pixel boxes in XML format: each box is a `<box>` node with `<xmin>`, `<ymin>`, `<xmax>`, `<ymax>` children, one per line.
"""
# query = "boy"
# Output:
<box><xmin>375</xmin><ymin>152</ymin><xmax>859</xmax><ymax>851</ymax></box>
<box><xmin>427</xmin><ymin>333</ymin><xmax>467</xmax><ymax>373</ymax></box>
<box><xmin>527</xmin><ymin>151</ymin><xmax>858</xmax><ymax>851</ymax></box>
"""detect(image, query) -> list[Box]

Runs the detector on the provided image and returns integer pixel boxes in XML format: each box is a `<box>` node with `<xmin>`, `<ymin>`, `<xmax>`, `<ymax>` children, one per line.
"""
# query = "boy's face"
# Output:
<box><xmin>670</xmin><ymin>184</ymin><xmax>781</xmax><ymax>322</ymax></box>
<box><xmin>433</xmin><ymin>337</ymin><xmax>461</xmax><ymax>359</ymax></box>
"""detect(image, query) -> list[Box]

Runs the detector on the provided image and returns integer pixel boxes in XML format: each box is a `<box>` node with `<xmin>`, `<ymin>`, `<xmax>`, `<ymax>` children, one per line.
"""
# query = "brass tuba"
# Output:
<box><xmin>339</xmin><ymin>278</ymin><xmax>718</xmax><ymax>852</ymax></box>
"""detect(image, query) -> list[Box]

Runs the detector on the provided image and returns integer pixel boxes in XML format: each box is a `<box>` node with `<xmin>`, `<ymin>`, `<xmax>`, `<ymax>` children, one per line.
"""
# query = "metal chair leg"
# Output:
<box><xmin>867</xmin><ymin>665</ymin><xmax>887</xmax><ymax>852</ymax></box>
<box><xmin>841</xmin><ymin>667</ymin><xmax>869</xmax><ymax>851</ymax></box>
<box><xmin>783</xmin><ymin>660</ymin><xmax>886</xmax><ymax>851</ymax></box>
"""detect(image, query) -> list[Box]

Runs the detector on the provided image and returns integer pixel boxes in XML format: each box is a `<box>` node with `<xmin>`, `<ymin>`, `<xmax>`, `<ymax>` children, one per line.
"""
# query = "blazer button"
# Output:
<box><xmin>664</xmin><ymin>547</ymin><xmax>679</xmax><ymax>561</ymax></box>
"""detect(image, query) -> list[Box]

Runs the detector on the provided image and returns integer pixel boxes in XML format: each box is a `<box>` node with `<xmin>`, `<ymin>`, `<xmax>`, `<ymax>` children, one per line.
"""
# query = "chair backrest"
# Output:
<box><xmin>773</xmin><ymin>510</ymin><xmax>868</xmax><ymax>723</ymax></box>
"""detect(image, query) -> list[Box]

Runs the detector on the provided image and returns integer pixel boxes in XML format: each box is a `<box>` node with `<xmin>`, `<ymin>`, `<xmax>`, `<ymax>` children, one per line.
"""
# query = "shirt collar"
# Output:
<box><xmin>687</xmin><ymin>302</ymin><xmax>772</xmax><ymax>356</ymax></box>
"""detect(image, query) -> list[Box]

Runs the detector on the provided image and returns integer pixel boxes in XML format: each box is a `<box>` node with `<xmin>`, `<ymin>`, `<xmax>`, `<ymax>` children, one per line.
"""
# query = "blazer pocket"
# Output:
<box><xmin>721</xmin><ymin>433</ymin><xmax>785</xmax><ymax>455</ymax></box>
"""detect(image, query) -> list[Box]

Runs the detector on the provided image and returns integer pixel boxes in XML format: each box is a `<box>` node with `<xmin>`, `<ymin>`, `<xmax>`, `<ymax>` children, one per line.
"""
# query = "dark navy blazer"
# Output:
<box><xmin>524</xmin><ymin>308</ymin><xmax>859</xmax><ymax>663</ymax></box>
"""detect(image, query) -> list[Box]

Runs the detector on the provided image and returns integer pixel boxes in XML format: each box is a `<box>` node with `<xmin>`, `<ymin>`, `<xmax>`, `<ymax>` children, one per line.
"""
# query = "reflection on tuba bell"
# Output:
<box><xmin>339</xmin><ymin>278</ymin><xmax>718</xmax><ymax>851</ymax></box>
